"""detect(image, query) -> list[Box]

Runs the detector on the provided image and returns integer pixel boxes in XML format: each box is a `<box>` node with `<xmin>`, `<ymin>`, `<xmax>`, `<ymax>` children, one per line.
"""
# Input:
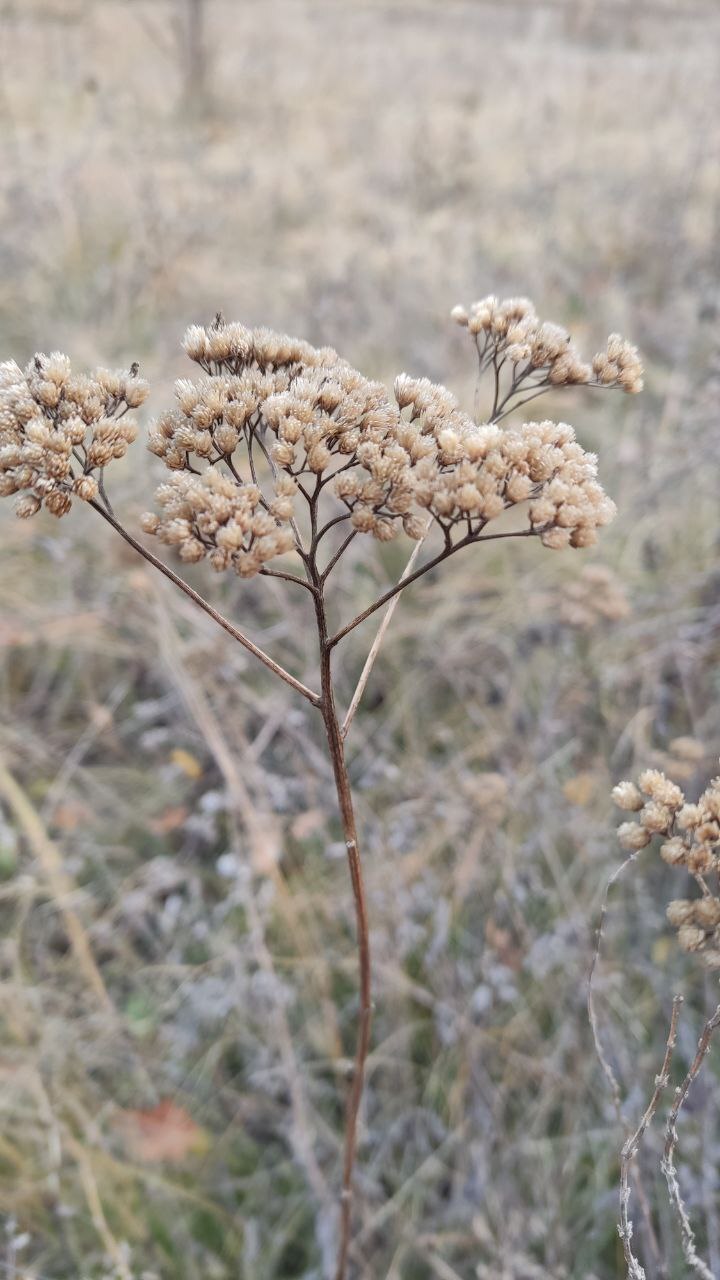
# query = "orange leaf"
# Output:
<box><xmin>150</xmin><ymin>805</ymin><xmax>189</xmax><ymax>835</ymax></box>
<box><xmin>115</xmin><ymin>1100</ymin><xmax>209</xmax><ymax>1163</ymax></box>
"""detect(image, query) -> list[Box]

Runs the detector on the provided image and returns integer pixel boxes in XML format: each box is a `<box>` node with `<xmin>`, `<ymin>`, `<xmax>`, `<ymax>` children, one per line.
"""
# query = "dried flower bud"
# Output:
<box><xmin>666</xmin><ymin>900</ymin><xmax>697</xmax><ymax>928</ymax></box>
<box><xmin>677</xmin><ymin>924</ymin><xmax>707</xmax><ymax>954</ymax></box>
<box><xmin>660</xmin><ymin>837</ymin><xmax>688</xmax><ymax>866</ymax></box>
<box><xmin>612</xmin><ymin>781</ymin><xmax>643</xmax><ymax>812</ymax></box>
<box><xmin>637</xmin><ymin>770</ymin><xmax>683</xmax><ymax>808</ymax></box>
<box><xmin>618</xmin><ymin>822</ymin><xmax>651</xmax><ymax>851</ymax></box>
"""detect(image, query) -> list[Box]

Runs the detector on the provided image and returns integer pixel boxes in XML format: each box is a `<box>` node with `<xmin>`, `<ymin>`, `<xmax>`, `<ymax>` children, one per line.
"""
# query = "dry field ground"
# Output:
<box><xmin>1</xmin><ymin>1</ymin><xmax>720</xmax><ymax>1277</ymax></box>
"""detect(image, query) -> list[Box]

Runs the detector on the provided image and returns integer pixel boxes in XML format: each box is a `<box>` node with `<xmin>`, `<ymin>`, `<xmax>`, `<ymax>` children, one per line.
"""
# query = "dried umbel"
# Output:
<box><xmin>0</xmin><ymin>297</ymin><xmax>641</xmax><ymax>1280</ymax></box>
<box><xmin>614</xmin><ymin>768</ymin><xmax>720</xmax><ymax>968</ymax></box>
<box><xmin>138</xmin><ymin>304</ymin><xmax>636</xmax><ymax>577</ymax></box>
<box><xmin>452</xmin><ymin>294</ymin><xmax>643</xmax><ymax>412</ymax></box>
<box><xmin>0</xmin><ymin>354</ymin><xmax>148</xmax><ymax>518</ymax></box>
<box><xmin>557</xmin><ymin>563</ymin><xmax>630</xmax><ymax>630</ymax></box>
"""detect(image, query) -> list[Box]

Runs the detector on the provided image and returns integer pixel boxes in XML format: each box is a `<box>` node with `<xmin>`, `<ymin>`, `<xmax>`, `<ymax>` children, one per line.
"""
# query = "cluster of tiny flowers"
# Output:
<box><xmin>451</xmin><ymin>295</ymin><xmax>643</xmax><ymax>397</ymax></box>
<box><xmin>557</xmin><ymin>564</ymin><xmax>630</xmax><ymax>629</ymax></box>
<box><xmin>0</xmin><ymin>354</ymin><xmax>148</xmax><ymax>517</ymax></box>
<box><xmin>138</xmin><ymin>310</ymin><xmax>625</xmax><ymax>572</ymax></box>
<box><xmin>147</xmin><ymin>320</ymin><xmax>347</xmax><ymax>472</ymax></box>
<box><xmin>614</xmin><ymin>769</ymin><xmax>720</xmax><ymax>968</ymax></box>
<box><xmin>357</xmin><ymin>377</ymin><xmax>614</xmax><ymax>546</ymax></box>
<box><xmin>141</xmin><ymin>469</ymin><xmax>296</xmax><ymax>577</ymax></box>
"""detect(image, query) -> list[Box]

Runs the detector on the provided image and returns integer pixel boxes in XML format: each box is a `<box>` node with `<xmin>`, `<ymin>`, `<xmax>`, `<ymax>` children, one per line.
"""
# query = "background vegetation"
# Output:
<box><xmin>1</xmin><ymin>2</ymin><xmax>719</xmax><ymax>1276</ymax></box>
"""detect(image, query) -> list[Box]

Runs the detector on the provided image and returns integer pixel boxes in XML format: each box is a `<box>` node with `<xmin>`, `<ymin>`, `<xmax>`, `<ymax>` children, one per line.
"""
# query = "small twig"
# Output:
<box><xmin>259</xmin><ymin>566</ymin><xmax>318</xmax><ymax>594</ymax></box>
<box><xmin>321</xmin><ymin>528</ymin><xmax>357</xmax><ymax>583</ymax></box>
<box><xmin>341</xmin><ymin>530</ymin><xmax>429</xmax><ymax>740</ymax></box>
<box><xmin>96</xmin><ymin>468</ymin><xmax>114</xmax><ymax>516</ymax></box>
<box><xmin>329</xmin><ymin>528</ymin><xmax>536</xmax><ymax>648</ymax></box>
<box><xmin>661</xmin><ymin>1002</ymin><xmax>720</xmax><ymax>1279</ymax></box>
<box><xmin>619</xmin><ymin>996</ymin><xmax>683</xmax><ymax>1279</ymax></box>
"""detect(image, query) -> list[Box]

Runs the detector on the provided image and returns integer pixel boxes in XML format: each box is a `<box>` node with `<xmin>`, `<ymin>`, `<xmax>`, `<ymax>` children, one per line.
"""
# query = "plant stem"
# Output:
<box><xmin>89</xmin><ymin>501</ymin><xmax>321</xmax><ymax>706</ymax></box>
<box><xmin>329</xmin><ymin>527</ymin><xmax>536</xmax><ymax>648</ymax></box>
<box><xmin>312</xmin><ymin>578</ymin><xmax>371</xmax><ymax>1280</ymax></box>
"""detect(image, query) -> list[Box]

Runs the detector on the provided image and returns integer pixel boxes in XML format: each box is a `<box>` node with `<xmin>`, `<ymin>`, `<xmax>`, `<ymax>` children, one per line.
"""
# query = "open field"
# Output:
<box><xmin>1</xmin><ymin>2</ymin><xmax>720</xmax><ymax>1277</ymax></box>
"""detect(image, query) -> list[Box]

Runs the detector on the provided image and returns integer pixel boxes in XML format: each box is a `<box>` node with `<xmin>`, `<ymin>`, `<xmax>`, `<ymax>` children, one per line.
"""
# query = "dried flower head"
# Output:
<box><xmin>0</xmin><ymin>354</ymin><xmax>148</xmax><ymax>518</ymax></box>
<box><xmin>557</xmin><ymin>564</ymin><xmax>630</xmax><ymax>630</ymax></box>
<box><xmin>142</xmin><ymin>469</ymin><xmax>296</xmax><ymax>578</ymax></box>
<box><xmin>452</xmin><ymin>295</ymin><xmax>643</xmax><ymax>414</ymax></box>
<box><xmin>139</xmin><ymin>309</ymin><xmax>624</xmax><ymax>576</ymax></box>
<box><xmin>614</xmin><ymin>765</ymin><xmax>720</xmax><ymax>968</ymax></box>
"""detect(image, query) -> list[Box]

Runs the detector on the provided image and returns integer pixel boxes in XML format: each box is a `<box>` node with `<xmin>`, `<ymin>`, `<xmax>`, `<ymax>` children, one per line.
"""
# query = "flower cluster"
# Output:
<box><xmin>557</xmin><ymin>564</ymin><xmax>630</xmax><ymax>629</ymax></box>
<box><xmin>181</xmin><ymin>316</ymin><xmax>343</xmax><ymax>379</ymax></box>
<box><xmin>614</xmin><ymin>768</ymin><xmax>720</xmax><ymax>969</ymax></box>
<box><xmin>137</xmin><ymin>311</ymin><xmax>625</xmax><ymax>573</ymax></box>
<box><xmin>0</xmin><ymin>305</ymin><xmax>631</xmax><ymax>576</ymax></box>
<box><xmin>141</xmin><ymin>469</ymin><xmax>297</xmax><ymax>577</ymax></box>
<box><xmin>0</xmin><ymin>354</ymin><xmax>148</xmax><ymax>518</ymax></box>
<box><xmin>147</xmin><ymin>320</ymin><xmax>348</xmax><ymax>473</ymax></box>
<box><xmin>452</xmin><ymin>295</ymin><xmax>643</xmax><ymax>403</ymax></box>
<box><xmin>592</xmin><ymin>334</ymin><xmax>645</xmax><ymax>394</ymax></box>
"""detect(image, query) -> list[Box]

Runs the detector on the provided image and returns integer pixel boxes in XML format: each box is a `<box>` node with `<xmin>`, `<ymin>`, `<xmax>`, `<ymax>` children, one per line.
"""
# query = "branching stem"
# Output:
<box><xmin>89</xmin><ymin>501</ymin><xmax>321</xmax><ymax>706</ymax></box>
<box><xmin>329</xmin><ymin>527</ymin><xmax>536</xmax><ymax>648</ymax></box>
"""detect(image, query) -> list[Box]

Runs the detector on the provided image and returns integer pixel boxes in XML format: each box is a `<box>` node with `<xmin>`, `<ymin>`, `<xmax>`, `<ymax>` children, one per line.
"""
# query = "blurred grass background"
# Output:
<box><xmin>1</xmin><ymin>1</ymin><xmax>720</xmax><ymax>1277</ymax></box>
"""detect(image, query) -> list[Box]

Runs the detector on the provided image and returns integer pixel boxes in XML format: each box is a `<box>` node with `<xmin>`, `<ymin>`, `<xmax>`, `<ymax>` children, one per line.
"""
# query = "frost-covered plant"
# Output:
<box><xmin>0</xmin><ymin>296</ymin><xmax>641</xmax><ymax>1280</ymax></box>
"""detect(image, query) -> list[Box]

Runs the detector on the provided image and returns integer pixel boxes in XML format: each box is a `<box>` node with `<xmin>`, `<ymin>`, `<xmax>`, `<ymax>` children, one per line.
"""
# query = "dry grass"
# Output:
<box><xmin>1</xmin><ymin>2</ymin><xmax>720</xmax><ymax>1277</ymax></box>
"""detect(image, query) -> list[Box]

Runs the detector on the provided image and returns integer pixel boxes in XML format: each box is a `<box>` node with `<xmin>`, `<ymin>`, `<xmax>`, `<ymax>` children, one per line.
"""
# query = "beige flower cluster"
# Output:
<box><xmin>557</xmin><ymin>564</ymin><xmax>630</xmax><ymax>629</ymax></box>
<box><xmin>141</xmin><ymin>315</ymin><xmax>618</xmax><ymax>569</ymax></box>
<box><xmin>452</xmin><ymin>295</ymin><xmax>643</xmax><ymax>399</ymax></box>
<box><xmin>147</xmin><ymin>320</ymin><xmax>348</xmax><ymax>473</ymax></box>
<box><xmin>0</xmin><ymin>353</ymin><xmax>148</xmax><ymax>518</ymax></box>
<box><xmin>181</xmin><ymin>316</ymin><xmax>343</xmax><ymax>378</ymax></box>
<box><xmin>614</xmin><ymin>768</ymin><xmax>720</xmax><ymax>968</ymax></box>
<box><xmin>141</xmin><ymin>469</ymin><xmax>297</xmax><ymax>577</ymax></box>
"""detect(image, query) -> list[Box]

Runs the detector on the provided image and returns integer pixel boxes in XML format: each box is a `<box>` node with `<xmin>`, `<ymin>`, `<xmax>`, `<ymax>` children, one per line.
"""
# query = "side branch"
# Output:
<box><xmin>341</xmin><ymin>531</ymin><xmax>428</xmax><ymax>739</ymax></box>
<box><xmin>89</xmin><ymin>501</ymin><xmax>322</xmax><ymax>706</ymax></box>
<box><xmin>328</xmin><ymin>527</ymin><xmax>536</xmax><ymax>648</ymax></box>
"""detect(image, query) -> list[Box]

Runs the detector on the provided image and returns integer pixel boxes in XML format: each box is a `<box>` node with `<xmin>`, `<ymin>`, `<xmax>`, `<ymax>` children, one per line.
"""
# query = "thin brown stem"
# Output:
<box><xmin>329</xmin><ymin>528</ymin><xmax>536</xmax><ymax>648</ymax></box>
<box><xmin>310</xmin><ymin>575</ymin><xmax>371</xmax><ymax>1280</ymax></box>
<box><xmin>88</xmin><ymin>501</ymin><xmax>321</xmax><ymax>706</ymax></box>
<box><xmin>259</xmin><ymin>566</ymin><xmax>318</xmax><ymax>594</ymax></box>
<box><xmin>321</xmin><ymin>529</ymin><xmax>358</xmax><ymax>583</ymax></box>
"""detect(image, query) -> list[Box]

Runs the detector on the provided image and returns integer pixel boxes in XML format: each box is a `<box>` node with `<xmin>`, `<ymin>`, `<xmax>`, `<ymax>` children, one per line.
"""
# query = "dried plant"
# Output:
<box><xmin>614</xmin><ymin>768</ymin><xmax>720</xmax><ymax>969</ymax></box>
<box><xmin>0</xmin><ymin>296</ymin><xmax>641</xmax><ymax>1279</ymax></box>
<box><xmin>603</xmin><ymin>765</ymin><xmax>720</xmax><ymax>1278</ymax></box>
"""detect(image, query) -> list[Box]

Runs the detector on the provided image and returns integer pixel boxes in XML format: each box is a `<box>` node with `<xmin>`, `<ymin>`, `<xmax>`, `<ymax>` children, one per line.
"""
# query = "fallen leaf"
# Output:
<box><xmin>150</xmin><ymin>805</ymin><xmax>189</xmax><ymax>835</ymax></box>
<box><xmin>170</xmin><ymin>748</ymin><xmax>203</xmax><ymax>780</ymax></box>
<box><xmin>114</xmin><ymin>1100</ymin><xmax>209</xmax><ymax>1163</ymax></box>
<box><xmin>52</xmin><ymin>801</ymin><xmax>91</xmax><ymax>831</ymax></box>
<box><xmin>485</xmin><ymin>919</ymin><xmax>524</xmax><ymax>971</ymax></box>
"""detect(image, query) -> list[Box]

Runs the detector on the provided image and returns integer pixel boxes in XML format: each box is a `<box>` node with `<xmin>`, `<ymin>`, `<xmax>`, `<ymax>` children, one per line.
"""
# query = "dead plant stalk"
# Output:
<box><xmin>0</xmin><ymin>299</ymin><xmax>642</xmax><ymax>1279</ymax></box>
